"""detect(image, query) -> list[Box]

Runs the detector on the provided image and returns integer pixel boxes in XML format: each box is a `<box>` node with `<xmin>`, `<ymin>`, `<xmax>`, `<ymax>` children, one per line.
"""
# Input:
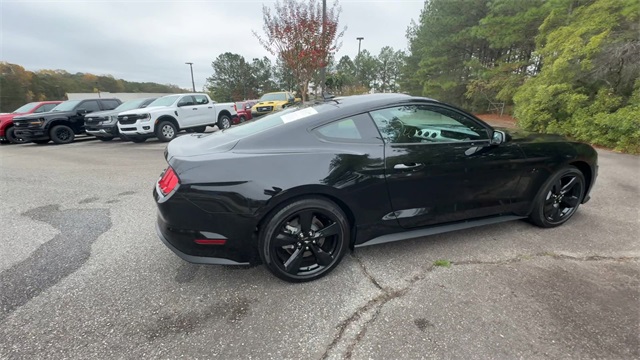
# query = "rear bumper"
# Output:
<box><xmin>154</xmin><ymin>187</ymin><xmax>259</xmax><ymax>265</ymax></box>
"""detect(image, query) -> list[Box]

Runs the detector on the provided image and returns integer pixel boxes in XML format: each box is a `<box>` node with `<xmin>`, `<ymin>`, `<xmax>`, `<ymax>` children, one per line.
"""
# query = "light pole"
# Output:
<box><xmin>319</xmin><ymin>0</ymin><xmax>327</xmax><ymax>98</ymax></box>
<box><xmin>185</xmin><ymin>62</ymin><xmax>196</xmax><ymax>92</ymax></box>
<box><xmin>356</xmin><ymin>37</ymin><xmax>364</xmax><ymax>80</ymax></box>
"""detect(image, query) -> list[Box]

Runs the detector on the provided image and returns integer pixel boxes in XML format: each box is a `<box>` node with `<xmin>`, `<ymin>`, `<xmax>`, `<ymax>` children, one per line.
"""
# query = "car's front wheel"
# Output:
<box><xmin>529</xmin><ymin>166</ymin><xmax>585</xmax><ymax>228</ymax></box>
<box><xmin>259</xmin><ymin>197</ymin><xmax>350</xmax><ymax>282</ymax></box>
<box><xmin>50</xmin><ymin>125</ymin><xmax>75</xmax><ymax>144</ymax></box>
<box><xmin>156</xmin><ymin>121</ymin><xmax>177</xmax><ymax>142</ymax></box>
<box><xmin>6</xmin><ymin>127</ymin><xmax>28</xmax><ymax>144</ymax></box>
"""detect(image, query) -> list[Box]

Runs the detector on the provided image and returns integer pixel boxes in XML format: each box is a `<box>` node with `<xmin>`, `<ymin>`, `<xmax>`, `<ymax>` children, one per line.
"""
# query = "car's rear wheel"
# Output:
<box><xmin>529</xmin><ymin>166</ymin><xmax>585</xmax><ymax>228</ymax></box>
<box><xmin>156</xmin><ymin>121</ymin><xmax>177</xmax><ymax>142</ymax></box>
<box><xmin>217</xmin><ymin>115</ymin><xmax>231</xmax><ymax>130</ymax></box>
<box><xmin>50</xmin><ymin>125</ymin><xmax>75</xmax><ymax>144</ymax></box>
<box><xmin>6</xmin><ymin>127</ymin><xmax>27</xmax><ymax>144</ymax></box>
<box><xmin>259</xmin><ymin>197</ymin><xmax>350</xmax><ymax>282</ymax></box>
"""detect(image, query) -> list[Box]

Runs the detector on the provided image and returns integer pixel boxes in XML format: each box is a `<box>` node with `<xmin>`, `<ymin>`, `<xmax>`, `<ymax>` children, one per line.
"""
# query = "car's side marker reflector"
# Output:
<box><xmin>194</xmin><ymin>239</ymin><xmax>227</xmax><ymax>245</ymax></box>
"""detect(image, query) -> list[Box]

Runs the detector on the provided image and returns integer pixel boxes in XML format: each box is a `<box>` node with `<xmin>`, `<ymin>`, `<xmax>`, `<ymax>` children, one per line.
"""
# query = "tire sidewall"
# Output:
<box><xmin>218</xmin><ymin>115</ymin><xmax>231</xmax><ymax>130</ymax></box>
<box><xmin>530</xmin><ymin>166</ymin><xmax>585</xmax><ymax>228</ymax></box>
<box><xmin>258</xmin><ymin>197</ymin><xmax>350</xmax><ymax>282</ymax></box>
<box><xmin>50</xmin><ymin>124</ymin><xmax>75</xmax><ymax>144</ymax></box>
<box><xmin>6</xmin><ymin>126</ymin><xmax>27</xmax><ymax>144</ymax></box>
<box><xmin>156</xmin><ymin>121</ymin><xmax>177</xmax><ymax>142</ymax></box>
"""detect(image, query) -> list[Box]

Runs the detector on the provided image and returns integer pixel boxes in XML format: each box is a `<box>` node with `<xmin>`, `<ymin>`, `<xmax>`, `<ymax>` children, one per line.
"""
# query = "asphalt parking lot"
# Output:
<box><xmin>1</xmin><ymin>133</ymin><xmax>638</xmax><ymax>359</ymax></box>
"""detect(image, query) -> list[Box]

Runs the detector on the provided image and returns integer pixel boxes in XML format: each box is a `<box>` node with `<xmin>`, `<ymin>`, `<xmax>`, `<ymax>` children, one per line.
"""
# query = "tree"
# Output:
<box><xmin>375</xmin><ymin>47</ymin><xmax>405</xmax><ymax>92</ymax></box>
<box><xmin>354</xmin><ymin>49</ymin><xmax>379</xmax><ymax>90</ymax></box>
<box><xmin>205</xmin><ymin>52</ymin><xmax>252</xmax><ymax>102</ymax></box>
<box><xmin>254</xmin><ymin>0</ymin><xmax>346</xmax><ymax>101</ymax></box>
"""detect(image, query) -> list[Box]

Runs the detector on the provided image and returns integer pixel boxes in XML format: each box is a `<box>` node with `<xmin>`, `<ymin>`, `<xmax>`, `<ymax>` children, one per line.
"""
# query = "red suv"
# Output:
<box><xmin>0</xmin><ymin>101</ymin><xmax>62</xmax><ymax>144</ymax></box>
<box><xmin>234</xmin><ymin>100</ymin><xmax>259</xmax><ymax>124</ymax></box>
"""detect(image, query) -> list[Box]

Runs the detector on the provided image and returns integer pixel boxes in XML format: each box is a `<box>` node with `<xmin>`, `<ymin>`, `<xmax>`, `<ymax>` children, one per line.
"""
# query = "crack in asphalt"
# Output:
<box><xmin>321</xmin><ymin>252</ymin><xmax>639</xmax><ymax>359</ymax></box>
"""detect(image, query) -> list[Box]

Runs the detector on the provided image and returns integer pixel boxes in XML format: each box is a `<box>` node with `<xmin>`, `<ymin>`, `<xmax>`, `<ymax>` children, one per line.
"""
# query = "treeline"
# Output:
<box><xmin>205</xmin><ymin>47</ymin><xmax>405</xmax><ymax>102</ymax></box>
<box><xmin>402</xmin><ymin>0</ymin><xmax>639</xmax><ymax>153</ymax></box>
<box><xmin>0</xmin><ymin>62</ymin><xmax>184</xmax><ymax>112</ymax></box>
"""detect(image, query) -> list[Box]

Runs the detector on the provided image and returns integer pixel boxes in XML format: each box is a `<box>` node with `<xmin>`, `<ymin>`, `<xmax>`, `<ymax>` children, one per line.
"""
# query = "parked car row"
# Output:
<box><xmin>3</xmin><ymin>93</ymin><xmax>239</xmax><ymax>145</ymax></box>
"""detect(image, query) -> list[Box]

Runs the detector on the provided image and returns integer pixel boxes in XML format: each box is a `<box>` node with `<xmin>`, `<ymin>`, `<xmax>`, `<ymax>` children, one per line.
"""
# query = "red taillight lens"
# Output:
<box><xmin>158</xmin><ymin>167</ymin><xmax>179</xmax><ymax>196</ymax></box>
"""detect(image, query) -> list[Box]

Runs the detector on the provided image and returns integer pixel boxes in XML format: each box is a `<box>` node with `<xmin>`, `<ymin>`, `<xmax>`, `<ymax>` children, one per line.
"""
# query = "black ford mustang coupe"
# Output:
<box><xmin>154</xmin><ymin>94</ymin><xmax>597</xmax><ymax>282</ymax></box>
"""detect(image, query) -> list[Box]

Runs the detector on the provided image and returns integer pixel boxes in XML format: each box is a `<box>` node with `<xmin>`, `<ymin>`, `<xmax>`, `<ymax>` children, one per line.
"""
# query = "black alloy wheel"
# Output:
<box><xmin>530</xmin><ymin>166</ymin><xmax>585</xmax><ymax>228</ymax></box>
<box><xmin>50</xmin><ymin>125</ymin><xmax>75</xmax><ymax>144</ymax></box>
<box><xmin>259</xmin><ymin>198</ymin><xmax>349</xmax><ymax>282</ymax></box>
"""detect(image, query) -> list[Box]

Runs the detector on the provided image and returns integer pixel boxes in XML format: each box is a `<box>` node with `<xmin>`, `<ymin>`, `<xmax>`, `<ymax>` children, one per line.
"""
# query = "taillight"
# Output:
<box><xmin>158</xmin><ymin>167</ymin><xmax>179</xmax><ymax>196</ymax></box>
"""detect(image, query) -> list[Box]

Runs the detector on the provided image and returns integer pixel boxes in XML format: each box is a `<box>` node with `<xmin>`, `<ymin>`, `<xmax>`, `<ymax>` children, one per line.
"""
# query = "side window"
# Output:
<box><xmin>177</xmin><ymin>96</ymin><xmax>195</xmax><ymax>107</ymax></box>
<box><xmin>40</xmin><ymin>104</ymin><xmax>58</xmax><ymax>112</ymax></box>
<box><xmin>313</xmin><ymin>113</ymin><xmax>381</xmax><ymax>143</ymax></box>
<box><xmin>193</xmin><ymin>95</ymin><xmax>209</xmax><ymax>105</ymax></box>
<box><xmin>101</xmin><ymin>100</ymin><xmax>120</xmax><ymax>110</ymax></box>
<box><xmin>80</xmin><ymin>100</ymin><xmax>101</xmax><ymax>113</ymax></box>
<box><xmin>369</xmin><ymin>105</ymin><xmax>488</xmax><ymax>144</ymax></box>
<box><xmin>34</xmin><ymin>105</ymin><xmax>47</xmax><ymax>113</ymax></box>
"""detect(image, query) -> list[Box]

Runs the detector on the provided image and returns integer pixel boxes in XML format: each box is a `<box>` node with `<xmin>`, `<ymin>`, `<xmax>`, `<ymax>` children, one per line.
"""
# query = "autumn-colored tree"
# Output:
<box><xmin>254</xmin><ymin>0</ymin><xmax>346</xmax><ymax>101</ymax></box>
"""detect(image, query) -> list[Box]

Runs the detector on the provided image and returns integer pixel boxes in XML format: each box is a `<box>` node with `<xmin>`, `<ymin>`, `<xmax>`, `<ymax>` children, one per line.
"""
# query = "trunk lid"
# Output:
<box><xmin>165</xmin><ymin>132</ymin><xmax>240</xmax><ymax>161</ymax></box>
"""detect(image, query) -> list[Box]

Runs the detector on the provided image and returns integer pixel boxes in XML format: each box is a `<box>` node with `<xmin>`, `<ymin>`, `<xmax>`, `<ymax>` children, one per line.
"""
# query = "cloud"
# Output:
<box><xmin>1</xmin><ymin>0</ymin><xmax>424</xmax><ymax>90</ymax></box>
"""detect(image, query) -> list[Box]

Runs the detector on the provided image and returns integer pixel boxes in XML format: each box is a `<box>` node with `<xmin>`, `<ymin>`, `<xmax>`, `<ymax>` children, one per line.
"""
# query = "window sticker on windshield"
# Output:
<box><xmin>281</xmin><ymin>107</ymin><xmax>318</xmax><ymax>123</ymax></box>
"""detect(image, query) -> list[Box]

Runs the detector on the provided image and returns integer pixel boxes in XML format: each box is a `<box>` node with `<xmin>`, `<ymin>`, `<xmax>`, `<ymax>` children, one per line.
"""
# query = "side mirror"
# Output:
<box><xmin>490</xmin><ymin>130</ymin><xmax>506</xmax><ymax>145</ymax></box>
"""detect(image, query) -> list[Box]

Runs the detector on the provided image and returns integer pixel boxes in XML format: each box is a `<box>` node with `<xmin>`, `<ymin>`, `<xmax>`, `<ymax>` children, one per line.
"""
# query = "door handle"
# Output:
<box><xmin>208</xmin><ymin>106</ymin><xmax>213</xmax><ymax>109</ymax></box>
<box><xmin>192</xmin><ymin>108</ymin><xmax>198</xmax><ymax>110</ymax></box>
<box><xmin>394</xmin><ymin>163</ymin><xmax>423</xmax><ymax>170</ymax></box>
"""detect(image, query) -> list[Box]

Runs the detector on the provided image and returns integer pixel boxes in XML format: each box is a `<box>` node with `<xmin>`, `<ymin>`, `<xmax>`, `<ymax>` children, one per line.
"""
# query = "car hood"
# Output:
<box><xmin>119</xmin><ymin>106</ymin><xmax>167</xmax><ymax>116</ymax></box>
<box><xmin>499</xmin><ymin>127</ymin><xmax>568</xmax><ymax>144</ymax></box>
<box><xmin>13</xmin><ymin>111</ymin><xmax>75</xmax><ymax>121</ymax></box>
<box><xmin>166</xmin><ymin>131</ymin><xmax>240</xmax><ymax>161</ymax></box>
<box><xmin>254</xmin><ymin>100</ymin><xmax>286</xmax><ymax>107</ymax></box>
<box><xmin>84</xmin><ymin>109</ymin><xmax>119</xmax><ymax>118</ymax></box>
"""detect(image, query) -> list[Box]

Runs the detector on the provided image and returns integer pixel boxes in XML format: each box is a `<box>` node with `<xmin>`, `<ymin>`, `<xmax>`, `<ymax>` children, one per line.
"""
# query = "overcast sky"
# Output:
<box><xmin>1</xmin><ymin>0</ymin><xmax>424</xmax><ymax>91</ymax></box>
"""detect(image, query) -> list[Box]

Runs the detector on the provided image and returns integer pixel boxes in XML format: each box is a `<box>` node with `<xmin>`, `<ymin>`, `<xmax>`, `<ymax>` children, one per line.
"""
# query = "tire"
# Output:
<box><xmin>240</xmin><ymin>116</ymin><xmax>246</xmax><ymax>123</ymax></box>
<box><xmin>6</xmin><ymin>127</ymin><xmax>28</xmax><ymax>144</ymax></box>
<box><xmin>529</xmin><ymin>166</ymin><xmax>586</xmax><ymax>228</ymax></box>
<box><xmin>259</xmin><ymin>197</ymin><xmax>350</xmax><ymax>282</ymax></box>
<box><xmin>156</xmin><ymin>121</ymin><xmax>177</xmax><ymax>142</ymax></box>
<box><xmin>192</xmin><ymin>126</ymin><xmax>207</xmax><ymax>133</ymax></box>
<box><xmin>130</xmin><ymin>137</ymin><xmax>147</xmax><ymax>143</ymax></box>
<box><xmin>33</xmin><ymin>139</ymin><xmax>50</xmax><ymax>145</ymax></box>
<box><xmin>50</xmin><ymin>125</ymin><xmax>75</xmax><ymax>144</ymax></box>
<box><xmin>98</xmin><ymin>137</ymin><xmax>114</xmax><ymax>141</ymax></box>
<box><xmin>217</xmin><ymin>115</ymin><xmax>231</xmax><ymax>130</ymax></box>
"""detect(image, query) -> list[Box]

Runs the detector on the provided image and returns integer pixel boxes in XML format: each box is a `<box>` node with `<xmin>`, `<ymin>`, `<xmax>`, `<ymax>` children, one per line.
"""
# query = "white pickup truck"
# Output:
<box><xmin>116</xmin><ymin>93</ymin><xmax>236</xmax><ymax>143</ymax></box>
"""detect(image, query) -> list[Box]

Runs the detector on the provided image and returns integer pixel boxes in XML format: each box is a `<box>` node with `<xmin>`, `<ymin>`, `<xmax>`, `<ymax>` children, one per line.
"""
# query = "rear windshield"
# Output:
<box><xmin>223</xmin><ymin>103</ymin><xmax>335</xmax><ymax>137</ymax></box>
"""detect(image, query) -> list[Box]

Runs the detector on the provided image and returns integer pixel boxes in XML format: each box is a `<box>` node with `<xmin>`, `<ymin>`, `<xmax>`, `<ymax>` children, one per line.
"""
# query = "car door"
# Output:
<box><xmin>175</xmin><ymin>96</ymin><xmax>198</xmax><ymax>127</ymax></box>
<box><xmin>369</xmin><ymin>103</ymin><xmax>526</xmax><ymax>228</ymax></box>
<box><xmin>74</xmin><ymin>100</ymin><xmax>101</xmax><ymax>132</ymax></box>
<box><xmin>192</xmin><ymin>95</ymin><xmax>213</xmax><ymax>125</ymax></box>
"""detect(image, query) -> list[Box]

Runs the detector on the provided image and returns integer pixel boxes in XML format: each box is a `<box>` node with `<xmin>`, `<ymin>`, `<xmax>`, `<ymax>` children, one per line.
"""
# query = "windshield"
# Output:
<box><xmin>259</xmin><ymin>93</ymin><xmax>287</xmax><ymax>102</ymax></box>
<box><xmin>115</xmin><ymin>98</ymin><xmax>149</xmax><ymax>112</ymax></box>
<box><xmin>147</xmin><ymin>95</ymin><xmax>180</xmax><ymax>107</ymax></box>
<box><xmin>13</xmin><ymin>102</ymin><xmax>39</xmax><ymax>114</ymax></box>
<box><xmin>51</xmin><ymin>100</ymin><xmax>82</xmax><ymax>112</ymax></box>
<box><xmin>223</xmin><ymin>104</ymin><xmax>333</xmax><ymax>137</ymax></box>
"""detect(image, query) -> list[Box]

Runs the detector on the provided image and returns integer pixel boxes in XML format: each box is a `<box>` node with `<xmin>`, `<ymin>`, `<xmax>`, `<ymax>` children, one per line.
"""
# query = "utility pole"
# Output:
<box><xmin>185</xmin><ymin>62</ymin><xmax>196</xmax><ymax>92</ymax></box>
<box><xmin>319</xmin><ymin>0</ymin><xmax>327</xmax><ymax>98</ymax></box>
<box><xmin>356</xmin><ymin>37</ymin><xmax>364</xmax><ymax>79</ymax></box>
